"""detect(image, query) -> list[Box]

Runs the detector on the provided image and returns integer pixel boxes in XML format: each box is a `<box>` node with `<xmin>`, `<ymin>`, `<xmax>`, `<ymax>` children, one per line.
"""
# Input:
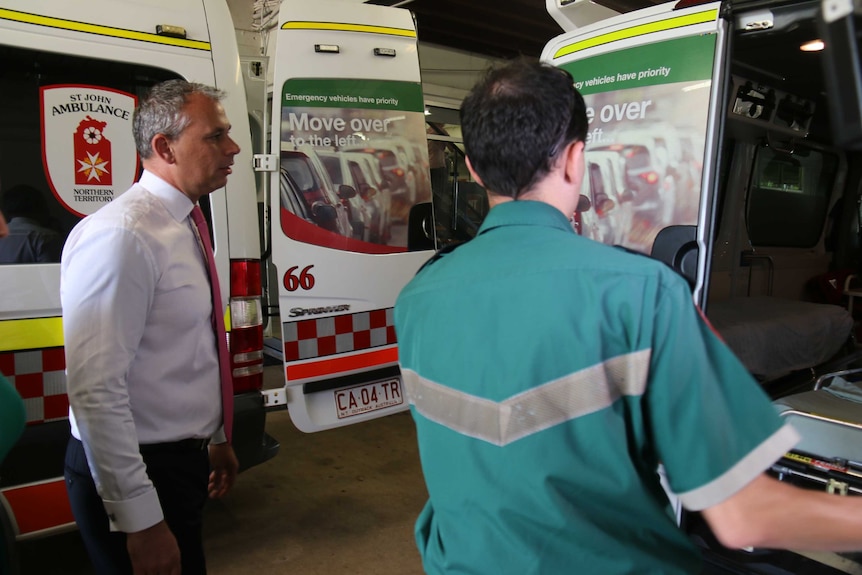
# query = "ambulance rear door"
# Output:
<box><xmin>542</xmin><ymin>0</ymin><xmax>725</xmax><ymax>305</ymax></box>
<box><xmin>268</xmin><ymin>0</ymin><xmax>432</xmax><ymax>431</ymax></box>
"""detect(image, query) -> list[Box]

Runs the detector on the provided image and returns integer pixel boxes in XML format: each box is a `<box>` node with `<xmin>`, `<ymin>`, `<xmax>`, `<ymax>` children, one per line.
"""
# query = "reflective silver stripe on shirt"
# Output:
<box><xmin>402</xmin><ymin>349</ymin><xmax>651</xmax><ymax>446</ymax></box>
<box><xmin>676</xmin><ymin>423</ymin><xmax>800</xmax><ymax>511</ymax></box>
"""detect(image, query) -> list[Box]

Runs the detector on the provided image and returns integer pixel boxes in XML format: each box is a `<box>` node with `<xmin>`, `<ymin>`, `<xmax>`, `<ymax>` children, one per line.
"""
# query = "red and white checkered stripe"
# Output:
<box><xmin>0</xmin><ymin>348</ymin><xmax>68</xmax><ymax>425</ymax></box>
<box><xmin>282</xmin><ymin>308</ymin><xmax>397</xmax><ymax>362</ymax></box>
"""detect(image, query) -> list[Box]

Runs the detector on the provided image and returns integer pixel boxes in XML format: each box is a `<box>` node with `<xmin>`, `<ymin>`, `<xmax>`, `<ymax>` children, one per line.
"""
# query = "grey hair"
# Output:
<box><xmin>132</xmin><ymin>80</ymin><xmax>225</xmax><ymax>158</ymax></box>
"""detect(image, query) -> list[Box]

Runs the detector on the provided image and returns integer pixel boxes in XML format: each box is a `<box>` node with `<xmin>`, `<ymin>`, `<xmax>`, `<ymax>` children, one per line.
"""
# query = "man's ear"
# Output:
<box><xmin>465</xmin><ymin>156</ymin><xmax>485</xmax><ymax>188</ymax></box>
<box><xmin>151</xmin><ymin>134</ymin><xmax>175</xmax><ymax>164</ymax></box>
<box><xmin>563</xmin><ymin>140</ymin><xmax>585</xmax><ymax>184</ymax></box>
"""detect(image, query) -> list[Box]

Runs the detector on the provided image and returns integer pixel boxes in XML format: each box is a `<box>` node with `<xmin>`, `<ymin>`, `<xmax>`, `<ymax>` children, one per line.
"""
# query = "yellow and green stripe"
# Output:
<box><xmin>281</xmin><ymin>20</ymin><xmax>416</xmax><ymax>38</ymax></box>
<box><xmin>0</xmin><ymin>317</ymin><xmax>64</xmax><ymax>353</ymax></box>
<box><xmin>553</xmin><ymin>8</ymin><xmax>718</xmax><ymax>60</ymax></box>
<box><xmin>0</xmin><ymin>7</ymin><xmax>211</xmax><ymax>51</ymax></box>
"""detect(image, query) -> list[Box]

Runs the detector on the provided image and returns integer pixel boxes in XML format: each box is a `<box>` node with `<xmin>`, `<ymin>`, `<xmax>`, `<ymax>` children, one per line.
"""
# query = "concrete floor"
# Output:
<box><xmin>17</xmin><ymin>366</ymin><xmax>429</xmax><ymax>575</ymax></box>
<box><xmin>11</xmin><ymin>365</ymin><xmax>763</xmax><ymax>575</ymax></box>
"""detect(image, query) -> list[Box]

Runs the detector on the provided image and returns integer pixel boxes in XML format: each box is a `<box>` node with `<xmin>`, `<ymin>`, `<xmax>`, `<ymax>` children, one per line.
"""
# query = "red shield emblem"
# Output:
<box><xmin>41</xmin><ymin>85</ymin><xmax>139</xmax><ymax>217</ymax></box>
<box><xmin>74</xmin><ymin>116</ymin><xmax>113</xmax><ymax>185</ymax></box>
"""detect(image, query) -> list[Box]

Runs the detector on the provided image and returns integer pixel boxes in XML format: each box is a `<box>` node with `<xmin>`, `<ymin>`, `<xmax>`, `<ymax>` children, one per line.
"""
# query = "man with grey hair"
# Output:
<box><xmin>62</xmin><ymin>79</ymin><xmax>240</xmax><ymax>575</ymax></box>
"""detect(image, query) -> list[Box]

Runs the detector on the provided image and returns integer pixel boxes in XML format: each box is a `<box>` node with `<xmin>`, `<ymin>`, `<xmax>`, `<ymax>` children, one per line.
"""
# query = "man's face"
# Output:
<box><xmin>169</xmin><ymin>93</ymin><xmax>240</xmax><ymax>200</ymax></box>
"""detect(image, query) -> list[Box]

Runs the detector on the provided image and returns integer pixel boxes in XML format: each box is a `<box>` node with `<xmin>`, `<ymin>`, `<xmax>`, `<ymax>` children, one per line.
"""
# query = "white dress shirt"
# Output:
<box><xmin>61</xmin><ymin>170</ymin><xmax>226</xmax><ymax>533</ymax></box>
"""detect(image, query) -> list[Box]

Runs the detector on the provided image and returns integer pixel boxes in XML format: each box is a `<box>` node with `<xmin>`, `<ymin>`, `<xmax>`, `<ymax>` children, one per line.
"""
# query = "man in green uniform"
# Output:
<box><xmin>394</xmin><ymin>58</ymin><xmax>862</xmax><ymax>574</ymax></box>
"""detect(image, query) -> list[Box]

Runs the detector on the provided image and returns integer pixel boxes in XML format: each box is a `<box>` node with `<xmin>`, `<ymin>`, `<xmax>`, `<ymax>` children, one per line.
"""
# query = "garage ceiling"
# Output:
<box><xmin>365</xmin><ymin>0</ymin><xmax>664</xmax><ymax>59</ymax></box>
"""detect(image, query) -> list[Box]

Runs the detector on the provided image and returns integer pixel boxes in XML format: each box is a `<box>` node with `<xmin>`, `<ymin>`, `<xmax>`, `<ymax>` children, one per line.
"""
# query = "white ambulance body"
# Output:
<box><xmin>260</xmin><ymin>0</ymin><xmax>434</xmax><ymax>432</ymax></box>
<box><xmin>0</xmin><ymin>0</ymin><xmax>442</xmax><ymax>569</ymax></box>
<box><xmin>0</xmin><ymin>0</ymin><xmax>276</xmax><ymax>564</ymax></box>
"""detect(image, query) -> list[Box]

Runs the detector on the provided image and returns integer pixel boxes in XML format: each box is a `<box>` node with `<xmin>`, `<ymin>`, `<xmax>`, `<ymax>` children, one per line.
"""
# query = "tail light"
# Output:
<box><xmin>393</xmin><ymin>168</ymin><xmax>405</xmax><ymax>178</ymax></box>
<box><xmin>228</xmin><ymin>259</ymin><xmax>264</xmax><ymax>393</ymax></box>
<box><xmin>639</xmin><ymin>171</ymin><xmax>660</xmax><ymax>185</ymax></box>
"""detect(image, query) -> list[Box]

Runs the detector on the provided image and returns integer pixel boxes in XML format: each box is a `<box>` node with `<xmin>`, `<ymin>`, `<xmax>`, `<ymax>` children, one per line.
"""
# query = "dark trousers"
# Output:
<box><xmin>64</xmin><ymin>437</ymin><xmax>210</xmax><ymax>575</ymax></box>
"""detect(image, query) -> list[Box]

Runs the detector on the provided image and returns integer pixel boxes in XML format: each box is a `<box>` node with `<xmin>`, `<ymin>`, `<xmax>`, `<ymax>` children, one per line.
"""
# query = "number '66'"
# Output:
<box><xmin>284</xmin><ymin>265</ymin><xmax>315</xmax><ymax>291</ymax></box>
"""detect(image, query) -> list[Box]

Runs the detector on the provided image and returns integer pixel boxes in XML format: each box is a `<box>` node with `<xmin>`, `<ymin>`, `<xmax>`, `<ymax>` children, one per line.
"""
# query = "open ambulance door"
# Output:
<box><xmin>542</xmin><ymin>0</ymin><xmax>726</xmax><ymax>306</ymax></box>
<box><xmin>267</xmin><ymin>0</ymin><xmax>433</xmax><ymax>432</ymax></box>
<box><xmin>540</xmin><ymin>0</ymin><xmax>728</xmax><ymax>527</ymax></box>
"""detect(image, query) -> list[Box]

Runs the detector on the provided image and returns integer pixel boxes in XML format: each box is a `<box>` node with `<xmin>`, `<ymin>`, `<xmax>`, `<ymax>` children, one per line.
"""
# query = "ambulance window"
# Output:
<box><xmin>282</xmin><ymin>153</ymin><xmax>329</xmax><ymax>205</ymax></box>
<box><xmin>589</xmin><ymin>163</ymin><xmax>608</xmax><ymax>205</ymax></box>
<box><xmin>280</xmin><ymin>168</ymin><xmax>313</xmax><ymax>222</ymax></box>
<box><xmin>426</xmin><ymin>105</ymin><xmax>488</xmax><ymax>246</ymax></box>
<box><xmin>320</xmin><ymin>155</ymin><xmax>345</xmax><ymax>186</ymax></box>
<box><xmin>348</xmin><ymin>161</ymin><xmax>369</xmax><ymax>192</ymax></box>
<box><xmin>746</xmin><ymin>145</ymin><xmax>838</xmax><ymax>247</ymax></box>
<box><xmin>625</xmin><ymin>146</ymin><xmax>652</xmax><ymax>170</ymax></box>
<box><xmin>0</xmin><ymin>44</ymin><xmax>179</xmax><ymax>265</ymax></box>
<box><xmin>374</xmin><ymin>150</ymin><xmax>396</xmax><ymax>170</ymax></box>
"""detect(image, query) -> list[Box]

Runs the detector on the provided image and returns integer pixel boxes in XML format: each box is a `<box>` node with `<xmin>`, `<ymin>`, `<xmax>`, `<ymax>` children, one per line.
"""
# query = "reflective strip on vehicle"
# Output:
<box><xmin>552</xmin><ymin>8</ymin><xmax>719</xmax><ymax>59</ymax></box>
<box><xmin>1</xmin><ymin>478</ymin><xmax>75</xmax><ymax>538</ymax></box>
<box><xmin>286</xmin><ymin>346</ymin><xmax>398</xmax><ymax>381</ymax></box>
<box><xmin>281</xmin><ymin>20</ymin><xmax>416</xmax><ymax>38</ymax></box>
<box><xmin>0</xmin><ymin>7</ymin><xmax>211</xmax><ymax>51</ymax></box>
<box><xmin>0</xmin><ymin>317</ymin><xmax>63</xmax><ymax>352</ymax></box>
<box><xmin>0</xmin><ymin>347</ymin><xmax>69</xmax><ymax>425</ymax></box>
<box><xmin>282</xmin><ymin>308</ymin><xmax>396</xmax><ymax>362</ymax></box>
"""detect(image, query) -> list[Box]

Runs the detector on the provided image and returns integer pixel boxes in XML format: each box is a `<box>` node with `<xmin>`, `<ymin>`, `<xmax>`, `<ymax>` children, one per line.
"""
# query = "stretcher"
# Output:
<box><xmin>691</xmin><ymin>372</ymin><xmax>862</xmax><ymax>574</ymax></box>
<box><xmin>761</xmin><ymin>374</ymin><xmax>862</xmax><ymax>574</ymax></box>
<box><xmin>708</xmin><ymin>297</ymin><xmax>854</xmax><ymax>381</ymax></box>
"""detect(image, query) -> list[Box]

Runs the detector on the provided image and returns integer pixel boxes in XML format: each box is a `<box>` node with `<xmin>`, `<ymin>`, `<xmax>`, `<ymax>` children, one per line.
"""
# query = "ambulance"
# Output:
<box><xmin>258</xmin><ymin>2</ymin><xmax>439</xmax><ymax>432</ymax></box>
<box><xmin>544</xmin><ymin>0</ymin><xmax>862</xmax><ymax>571</ymax></box>
<box><xmin>0</xmin><ymin>0</ymin><xmax>458</xmax><ymax>570</ymax></box>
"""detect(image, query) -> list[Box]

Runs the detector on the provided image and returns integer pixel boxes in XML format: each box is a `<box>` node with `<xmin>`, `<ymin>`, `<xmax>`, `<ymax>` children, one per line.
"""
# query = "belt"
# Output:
<box><xmin>138</xmin><ymin>438</ymin><xmax>211</xmax><ymax>454</ymax></box>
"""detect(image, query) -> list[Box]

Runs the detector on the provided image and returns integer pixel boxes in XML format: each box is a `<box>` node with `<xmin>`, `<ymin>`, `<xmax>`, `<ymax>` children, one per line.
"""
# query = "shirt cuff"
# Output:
<box><xmin>103</xmin><ymin>487</ymin><xmax>163</xmax><ymax>533</ymax></box>
<box><xmin>210</xmin><ymin>426</ymin><xmax>227</xmax><ymax>445</ymax></box>
<box><xmin>677</xmin><ymin>423</ymin><xmax>800</xmax><ymax>511</ymax></box>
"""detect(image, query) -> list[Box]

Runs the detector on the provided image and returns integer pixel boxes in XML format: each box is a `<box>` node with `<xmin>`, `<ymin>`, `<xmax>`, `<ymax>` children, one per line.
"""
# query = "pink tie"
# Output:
<box><xmin>190</xmin><ymin>205</ymin><xmax>234</xmax><ymax>442</ymax></box>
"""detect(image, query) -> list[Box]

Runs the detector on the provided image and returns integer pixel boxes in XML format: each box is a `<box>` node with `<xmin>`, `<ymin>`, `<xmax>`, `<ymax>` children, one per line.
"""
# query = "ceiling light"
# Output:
<box><xmin>800</xmin><ymin>39</ymin><xmax>824</xmax><ymax>51</ymax></box>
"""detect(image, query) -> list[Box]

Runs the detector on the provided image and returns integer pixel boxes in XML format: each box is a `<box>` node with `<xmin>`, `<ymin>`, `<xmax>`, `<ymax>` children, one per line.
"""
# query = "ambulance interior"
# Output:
<box><xmin>678</xmin><ymin>0</ymin><xmax>862</xmax><ymax>572</ymax></box>
<box><xmin>699</xmin><ymin>0</ymin><xmax>862</xmax><ymax>396</ymax></box>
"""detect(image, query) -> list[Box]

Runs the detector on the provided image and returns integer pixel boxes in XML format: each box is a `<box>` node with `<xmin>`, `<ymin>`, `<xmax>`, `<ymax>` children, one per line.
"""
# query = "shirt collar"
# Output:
<box><xmin>477</xmin><ymin>200</ymin><xmax>575</xmax><ymax>237</ymax></box>
<box><xmin>138</xmin><ymin>170</ymin><xmax>196</xmax><ymax>222</ymax></box>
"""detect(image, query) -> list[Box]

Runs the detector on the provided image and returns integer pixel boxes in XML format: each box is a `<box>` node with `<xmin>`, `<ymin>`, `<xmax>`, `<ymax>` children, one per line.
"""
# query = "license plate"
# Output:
<box><xmin>334</xmin><ymin>378</ymin><xmax>403</xmax><ymax>419</ymax></box>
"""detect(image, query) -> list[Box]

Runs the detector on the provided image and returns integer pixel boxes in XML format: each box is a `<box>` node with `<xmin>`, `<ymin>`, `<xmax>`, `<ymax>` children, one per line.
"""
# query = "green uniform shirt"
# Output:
<box><xmin>395</xmin><ymin>200</ymin><xmax>798</xmax><ymax>575</ymax></box>
<box><xmin>0</xmin><ymin>371</ymin><xmax>25</xmax><ymax>464</ymax></box>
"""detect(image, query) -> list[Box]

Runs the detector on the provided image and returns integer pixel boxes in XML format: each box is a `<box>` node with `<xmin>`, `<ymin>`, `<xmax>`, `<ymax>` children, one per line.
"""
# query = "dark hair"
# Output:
<box><xmin>132</xmin><ymin>80</ymin><xmax>225</xmax><ymax>159</ymax></box>
<box><xmin>2</xmin><ymin>184</ymin><xmax>49</xmax><ymax>220</ymax></box>
<box><xmin>460</xmin><ymin>58</ymin><xmax>588</xmax><ymax>198</ymax></box>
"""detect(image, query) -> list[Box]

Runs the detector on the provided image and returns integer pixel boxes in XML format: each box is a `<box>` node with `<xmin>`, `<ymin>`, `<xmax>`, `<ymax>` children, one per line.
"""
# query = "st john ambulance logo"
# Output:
<box><xmin>75</xmin><ymin>116</ymin><xmax>112</xmax><ymax>185</ymax></box>
<box><xmin>41</xmin><ymin>85</ymin><xmax>139</xmax><ymax>217</ymax></box>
